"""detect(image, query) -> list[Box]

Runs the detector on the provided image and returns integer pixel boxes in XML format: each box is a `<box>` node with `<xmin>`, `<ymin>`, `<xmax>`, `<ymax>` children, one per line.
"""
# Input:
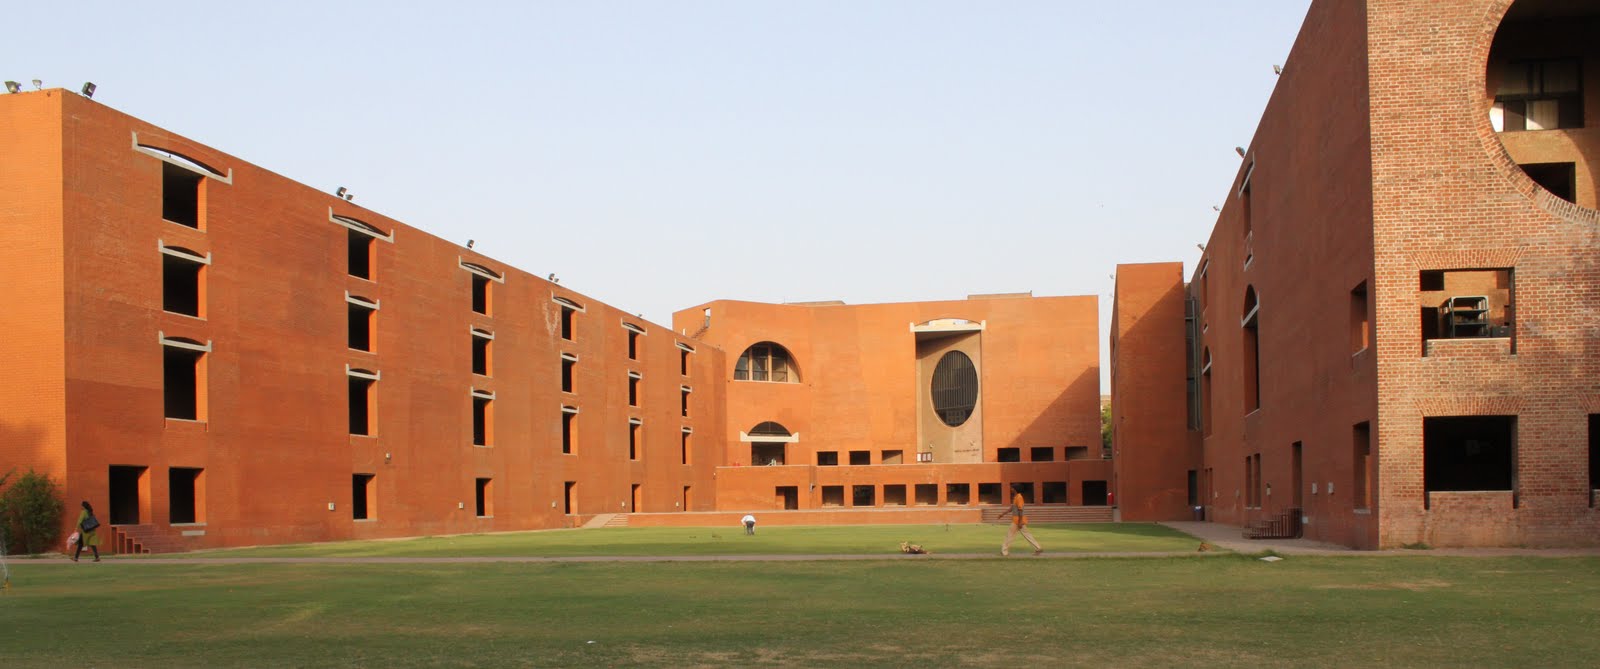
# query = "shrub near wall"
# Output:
<box><xmin>0</xmin><ymin>469</ymin><xmax>65</xmax><ymax>554</ymax></box>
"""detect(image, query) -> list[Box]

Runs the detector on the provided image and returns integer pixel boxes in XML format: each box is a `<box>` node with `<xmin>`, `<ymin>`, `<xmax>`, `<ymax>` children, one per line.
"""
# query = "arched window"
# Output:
<box><xmin>749</xmin><ymin>421</ymin><xmax>791</xmax><ymax>438</ymax></box>
<box><xmin>931</xmin><ymin>351</ymin><xmax>979</xmax><ymax>427</ymax></box>
<box><xmin>734</xmin><ymin>342</ymin><xmax>798</xmax><ymax>382</ymax></box>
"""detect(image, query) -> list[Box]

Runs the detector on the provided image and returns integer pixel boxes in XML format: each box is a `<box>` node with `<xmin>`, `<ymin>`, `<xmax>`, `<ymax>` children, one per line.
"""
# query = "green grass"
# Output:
<box><xmin>176</xmin><ymin>522</ymin><xmax>1199</xmax><ymax>558</ymax></box>
<box><xmin>4</xmin><ymin>555</ymin><xmax>1597</xmax><ymax>667</ymax></box>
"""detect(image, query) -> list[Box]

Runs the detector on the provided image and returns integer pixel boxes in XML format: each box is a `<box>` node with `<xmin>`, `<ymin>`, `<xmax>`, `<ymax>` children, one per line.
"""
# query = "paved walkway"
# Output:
<box><xmin>1161</xmin><ymin>520</ymin><xmax>1600</xmax><ymax>557</ymax></box>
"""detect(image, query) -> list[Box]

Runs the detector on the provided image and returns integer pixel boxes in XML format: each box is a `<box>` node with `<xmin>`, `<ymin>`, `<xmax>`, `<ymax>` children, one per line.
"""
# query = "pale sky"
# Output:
<box><xmin>6</xmin><ymin>1</ymin><xmax>1313</xmax><ymax>386</ymax></box>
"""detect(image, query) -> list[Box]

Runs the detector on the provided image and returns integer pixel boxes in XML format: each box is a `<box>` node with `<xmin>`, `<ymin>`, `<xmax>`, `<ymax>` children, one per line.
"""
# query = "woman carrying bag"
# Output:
<box><xmin>73</xmin><ymin>501</ymin><xmax>101</xmax><ymax>562</ymax></box>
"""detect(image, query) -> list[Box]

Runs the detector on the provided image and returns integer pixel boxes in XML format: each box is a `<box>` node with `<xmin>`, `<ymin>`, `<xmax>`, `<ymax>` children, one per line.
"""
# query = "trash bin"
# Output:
<box><xmin>1192</xmin><ymin>505</ymin><xmax>1205</xmax><ymax>521</ymax></box>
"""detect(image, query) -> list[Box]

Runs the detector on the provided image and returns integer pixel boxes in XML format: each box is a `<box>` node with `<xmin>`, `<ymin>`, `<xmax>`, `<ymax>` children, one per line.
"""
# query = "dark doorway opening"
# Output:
<box><xmin>752</xmin><ymin>442</ymin><xmax>785</xmax><ymax>466</ymax></box>
<box><xmin>977</xmin><ymin>483</ymin><xmax>1002</xmax><ymax>505</ymax></box>
<box><xmin>475</xmin><ymin>478</ymin><xmax>492</xmax><ymax>517</ymax></box>
<box><xmin>168</xmin><ymin>467</ymin><xmax>201</xmax><ymax>524</ymax></box>
<box><xmin>162</xmin><ymin>162</ymin><xmax>202</xmax><ymax>228</ymax></box>
<box><xmin>109</xmin><ymin>465</ymin><xmax>146</xmax><ymax>525</ymax></box>
<box><xmin>852</xmin><ymin>485</ymin><xmax>875</xmax><ymax>507</ymax></box>
<box><xmin>352</xmin><ymin>474</ymin><xmax>374</xmax><ymax>520</ymax></box>
<box><xmin>1082</xmin><ymin>480</ymin><xmax>1109</xmax><ymax>506</ymax></box>
<box><xmin>915</xmin><ymin>483</ymin><xmax>938</xmax><ymax>506</ymax></box>
<box><xmin>821</xmin><ymin>485</ymin><xmax>844</xmax><ymax>507</ymax></box>
<box><xmin>945</xmin><ymin>483</ymin><xmax>970</xmax><ymax>505</ymax></box>
<box><xmin>1042</xmin><ymin>481</ymin><xmax>1068</xmax><ymax>504</ymax></box>
<box><xmin>564</xmin><ymin>481</ymin><xmax>576</xmax><ymax>515</ymax></box>
<box><xmin>883</xmin><ymin>484</ymin><xmax>907</xmax><ymax>506</ymax></box>
<box><xmin>775</xmin><ymin>486</ymin><xmax>798</xmax><ymax>510</ymax></box>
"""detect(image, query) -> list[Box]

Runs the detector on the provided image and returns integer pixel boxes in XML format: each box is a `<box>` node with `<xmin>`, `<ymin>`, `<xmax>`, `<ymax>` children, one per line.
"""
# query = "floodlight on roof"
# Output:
<box><xmin>3</xmin><ymin>81</ymin><xmax>18</xmax><ymax>94</ymax></box>
<box><xmin>336</xmin><ymin>187</ymin><xmax>347</xmax><ymax>198</ymax></box>
<box><xmin>31</xmin><ymin>79</ymin><xmax>41</xmax><ymax>89</ymax></box>
<box><xmin>81</xmin><ymin>82</ymin><xmax>96</xmax><ymax>98</ymax></box>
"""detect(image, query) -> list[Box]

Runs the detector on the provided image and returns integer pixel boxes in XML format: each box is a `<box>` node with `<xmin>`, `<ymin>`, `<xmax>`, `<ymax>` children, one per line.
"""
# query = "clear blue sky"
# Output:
<box><xmin>7</xmin><ymin>1</ymin><xmax>1311</xmax><ymax>385</ymax></box>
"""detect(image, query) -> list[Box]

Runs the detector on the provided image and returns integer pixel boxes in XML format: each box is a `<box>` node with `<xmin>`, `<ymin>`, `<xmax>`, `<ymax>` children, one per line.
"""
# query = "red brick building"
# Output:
<box><xmin>1112</xmin><ymin>0</ymin><xmax>1600</xmax><ymax>548</ymax></box>
<box><xmin>671</xmin><ymin>296</ymin><xmax>1109</xmax><ymax>519</ymax></box>
<box><xmin>1</xmin><ymin>90</ymin><xmax>726</xmax><ymax>551</ymax></box>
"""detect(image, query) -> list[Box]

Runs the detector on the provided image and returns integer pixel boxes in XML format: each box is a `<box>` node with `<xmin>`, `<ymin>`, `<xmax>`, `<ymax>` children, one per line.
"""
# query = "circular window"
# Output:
<box><xmin>930</xmin><ymin>351</ymin><xmax>978</xmax><ymax>427</ymax></box>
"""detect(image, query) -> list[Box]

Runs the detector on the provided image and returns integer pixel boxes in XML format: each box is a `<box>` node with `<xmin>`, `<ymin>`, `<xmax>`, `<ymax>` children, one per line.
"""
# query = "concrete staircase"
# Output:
<box><xmin>980</xmin><ymin>505</ymin><xmax>1114</xmax><ymax>524</ymax></box>
<box><xmin>109</xmin><ymin>525</ymin><xmax>186</xmax><ymax>555</ymax></box>
<box><xmin>602</xmin><ymin>514</ymin><xmax>630</xmax><ymax>528</ymax></box>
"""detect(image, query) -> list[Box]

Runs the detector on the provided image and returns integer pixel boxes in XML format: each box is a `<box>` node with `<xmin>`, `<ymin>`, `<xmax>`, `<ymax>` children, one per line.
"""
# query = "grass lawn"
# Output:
<box><xmin>3</xmin><ymin>554</ymin><xmax>1597</xmax><ymax>667</ymax></box>
<box><xmin>175</xmin><ymin>522</ymin><xmax>1198</xmax><ymax>558</ymax></box>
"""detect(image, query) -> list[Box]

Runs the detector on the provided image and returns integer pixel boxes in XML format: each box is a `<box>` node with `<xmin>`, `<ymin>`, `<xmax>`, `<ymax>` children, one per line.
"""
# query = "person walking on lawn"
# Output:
<box><xmin>997</xmin><ymin>485</ymin><xmax>1043</xmax><ymax>557</ymax></box>
<box><xmin>73</xmin><ymin>501</ymin><xmax>101</xmax><ymax>562</ymax></box>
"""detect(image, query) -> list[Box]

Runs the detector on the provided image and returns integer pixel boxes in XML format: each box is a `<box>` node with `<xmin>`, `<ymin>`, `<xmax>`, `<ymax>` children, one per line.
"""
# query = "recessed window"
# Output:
<box><xmin>168</xmin><ymin>467</ymin><xmax>203</xmax><ymax>524</ymax></box>
<box><xmin>561</xmin><ymin>354</ymin><xmax>577</xmax><ymax>393</ymax></box>
<box><xmin>472</xmin><ymin>329</ymin><xmax>492</xmax><ymax>376</ymax></box>
<box><xmin>162</xmin><ymin>162</ymin><xmax>203</xmax><ymax>229</ymax></box>
<box><xmin>555</xmin><ymin>297</ymin><xmax>584</xmax><ymax>341</ymax></box>
<box><xmin>678</xmin><ymin>343</ymin><xmax>693</xmax><ymax>377</ymax></box>
<box><xmin>817</xmin><ymin>451</ymin><xmax>839</xmax><ymax>466</ymax></box>
<box><xmin>161</xmin><ymin>336</ymin><xmax>209</xmax><ymax>421</ymax></box>
<box><xmin>1030</xmin><ymin>447</ymin><xmax>1055</xmax><ymax>462</ymax></box>
<box><xmin>915</xmin><ymin>484</ymin><xmax>938</xmax><ymax>505</ymax></box>
<box><xmin>881</xmin><ymin>450</ymin><xmax>904</xmax><ymax>465</ymax></box>
<box><xmin>821</xmin><ymin>485</ymin><xmax>844</xmax><ymax>507</ymax></box>
<box><xmin>348</xmin><ymin>368</ymin><xmax>378</xmax><ymax>436</ymax></box>
<box><xmin>348</xmin><ymin>296</ymin><xmax>377</xmax><ymax>352</ymax></box>
<box><xmin>1419</xmin><ymin>269</ymin><xmax>1514</xmax><ymax>352</ymax></box>
<box><xmin>352</xmin><ymin>474</ymin><xmax>375</xmax><ymax>520</ymax></box>
<box><xmin>472</xmin><ymin>391</ymin><xmax>493</xmax><ymax>446</ymax></box>
<box><xmin>680</xmin><ymin>386</ymin><xmax>690</xmax><ymax>418</ymax></box>
<box><xmin>1043</xmin><ymin>482</ymin><xmax>1068</xmax><ymax>504</ymax></box>
<box><xmin>1492</xmin><ymin>58</ymin><xmax>1583</xmax><ymax>132</ymax></box>
<box><xmin>628</xmin><ymin>372</ymin><xmax>640</xmax><ymax>407</ymax></box>
<box><xmin>1520</xmin><ymin>162</ymin><xmax>1577</xmax><ymax>203</ymax></box>
<box><xmin>977</xmin><ymin>483</ymin><xmax>1002</xmax><ymax>505</ymax></box>
<box><xmin>883</xmin><ymin>485</ymin><xmax>907</xmax><ymax>506</ymax></box>
<box><xmin>462</xmin><ymin>262</ymin><xmax>502</xmax><ymax>316</ymax></box>
<box><xmin>1350</xmin><ymin>281</ymin><xmax>1369</xmax><ymax>353</ymax></box>
<box><xmin>160</xmin><ymin>246</ymin><xmax>207</xmax><ymax>317</ymax></box>
<box><xmin>629</xmin><ymin>420</ymin><xmax>641</xmax><ymax>460</ymax></box>
<box><xmin>1353</xmin><ymin>422</ymin><xmax>1372</xmax><ymax>510</ymax></box>
<box><xmin>852</xmin><ymin>485</ymin><xmax>875</xmax><ymax>507</ymax></box>
<box><xmin>931</xmin><ymin>351</ymin><xmax>978</xmax><ymax>427</ymax></box>
<box><xmin>946</xmin><ymin>483</ymin><xmax>971</xmax><ymax>505</ymax></box>
<box><xmin>734</xmin><ymin>342</ymin><xmax>798</xmax><ymax>382</ymax></box>
<box><xmin>1425</xmin><ymin>416</ymin><xmax>1516</xmax><ymax>498</ymax></box>
<box><xmin>996</xmin><ymin>448</ymin><xmax>1020</xmax><ymax>463</ymax></box>
<box><xmin>565</xmin><ymin>481</ymin><xmax>576</xmax><ymax>514</ymax></box>
<box><xmin>624</xmin><ymin>323</ymin><xmax>645</xmax><ymax>360</ymax></box>
<box><xmin>849</xmin><ymin>450</ymin><xmax>870</xmax><ymax>466</ymax></box>
<box><xmin>681</xmin><ymin>428</ymin><xmax>691</xmax><ymax>465</ymax></box>
<box><xmin>348</xmin><ymin>229</ymin><xmax>374</xmax><ymax>280</ymax></box>
<box><xmin>562</xmin><ymin>406</ymin><xmax>578</xmax><ymax>454</ymax></box>
<box><xmin>1242</xmin><ymin>286</ymin><xmax>1260</xmax><ymax>413</ymax></box>
<box><xmin>475</xmin><ymin>478</ymin><xmax>493</xmax><ymax>517</ymax></box>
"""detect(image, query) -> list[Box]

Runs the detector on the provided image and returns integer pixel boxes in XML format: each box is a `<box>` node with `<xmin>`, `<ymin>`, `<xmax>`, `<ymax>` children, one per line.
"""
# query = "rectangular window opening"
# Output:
<box><xmin>1013</xmin><ymin>483</ymin><xmax>1035</xmax><ymax>504</ymax></box>
<box><xmin>472</xmin><ymin>395</ymin><xmax>492</xmax><ymax>446</ymax></box>
<box><xmin>848</xmin><ymin>450</ymin><xmax>870</xmax><ymax>466</ymax></box>
<box><xmin>851</xmin><ymin>485</ymin><xmax>876</xmax><ymax>507</ymax></box>
<box><xmin>1521</xmin><ymin>162</ymin><xmax>1577</xmax><ymax>202</ymax></box>
<box><xmin>821</xmin><ymin>485</ymin><xmax>844</xmax><ymax>507</ymax></box>
<box><xmin>977</xmin><ymin>483</ymin><xmax>1003</xmax><ymax>505</ymax></box>
<box><xmin>816</xmin><ymin>451</ymin><xmax>839</xmax><ymax>466</ymax></box>
<box><xmin>471</xmin><ymin>275</ymin><xmax>490</xmax><ymax>315</ymax></box>
<box><xmin>1030</xmin><ymin>447</ymin><xmax>1055</xmax><ymax>462</ymax></box>
<box><xmin>162</xmin><ymin>162</ymin><xmax>202</xmax><ymax>229</ymax></box>
<box><xmin>348</xmin><ymin>229</ymin><xmax>374</xmax><ymax>280</ymax></box>
<box><xmin>1425</xmin><ymin>416</ymin><xmax>1516</xmax><ymax>498</ymax></box>
<box><xmin>1493</xmin><ymin>58</ymin><xmax>1584</xmax><ymax>132</ymax></box>
<box><xmin>628</xmin><ymin>376</ymin><xmax>639</xmax><ymax>407</ymax></box>
<box><xmin>162</xmin><ymin>253</ymin><xmax>204</xmax><ymax>317</ymax></box>
<box><xmin>562</xmin><ymin>357</ymin><xmax>576</xmax><ymax>393</ymax></box>
<box><xmin>883</xmin><ymin>484</ymin><xmax>907</xmax><ymax>507</ymax></box>
<box><xmin>627</xmin><ymin>331</ymin><xmax>639</xmax><ymax>360</ymax></box>
<box><xmin>352</xmin><ymin>474</ymin><xmax>374</xmax><ymax>520</ymax></box>
<box><xmin>680</xmin><ymin>349</ymin><xmax>690</xmax><ymax>376</ymax></box>
<box><xmin>1420</xmin><ymin>269</ymin><xmax>1515</xmax><ymax>353</ymax></box>
<box><xmin>880</xmin><ymin>449</ymin><xmax>903</xmax><ymax>465</ymax></box>
<box><xmin>1082</xmin><ymin>480</ymin><xmax>1109</xmax><ymax>506</ymax></box>
<box><xmin>472</xmin><ymin>333</ymin><xmax>491</xmax><ymax>376</ymax></box>
<box><xmin>752</xmin><ymin>442</ymin><xmax>785</xmax><ymax>466</ymax></box>
<box><xmin>475</xmin><ymin>478</ymin><xmax>492</xmax><ymax>517</ymax></box>
<box><xmin>1354</xmin><ymin>421</ymin><xmax>1372</xmax><ymax>510</ymax></box>
<box><xmin>348</xmin><ymin>375</ymin><xmax>374</xmax><ymax>435</ymax></box>
<box><xmin>348</xmin><ymin>302</ymin><xmax>375</xmax><ymax>352</ymax></box>
<box><xmin>775</xmin><ymin>486</ymin><xmax>799</xmax><ymax>510</ymax></box>
<box><xmin>561</xmin><ymin>306</ymin><xmax>575</xmax><ymax>340</ymax></box>
<box><xmin>168</xmin><ymin>467</ymin><xmax>203</xmax><ymax>524</ymax></box>
<box><xmin>1042</xmin><ymin>481</ymin><xmax>1068</xmax><ymax>504</ymax></box>
<box><xmin>163</xmin><ymin>345</ymin><xmax>204</xmax><ymax>420</ymax></box>
<box><xmin>914</xmin><ymin>483</ymin><xmax>938</xmax><ymax>506</ymax></box>
<box><xmin>562</xmin><ymin>410</ymin><xmax>576</xmax><ymax>454</ymax></box>
<box><xmin>946</xmin><ymin>483</ymin><xmax>971</xmax><ymax>505</ymax></box>
<box><xmin>996</xmin><ymin>448</ymin><xmax>1021</xmax><ymax>463</ymax></box>
<box><xmin>680</xmin><ymin>388</ymin><xmax>690</xmax><ymax>417</ymax></box>
<box><xmin>629</xmin><ymin>423</ymin><xmax>640</xmax><ymax>460</ymax></box>
<box><xmin>564</xmin><ymin>481</ymin><xmax>576</xmax><ymax>515</ymax></box>
<box><xmin>1351</xmin><ymin>281</ymin><xmax>1370</xmax><ymax>353</ymax></box>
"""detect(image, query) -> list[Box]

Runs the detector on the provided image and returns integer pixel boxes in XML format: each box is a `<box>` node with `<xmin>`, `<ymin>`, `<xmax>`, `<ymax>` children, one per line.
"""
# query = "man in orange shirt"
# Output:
<box><xmin>997</xmin><ymin>484</ymin><xmax>1043</xmax><ymax>556</ymax></box>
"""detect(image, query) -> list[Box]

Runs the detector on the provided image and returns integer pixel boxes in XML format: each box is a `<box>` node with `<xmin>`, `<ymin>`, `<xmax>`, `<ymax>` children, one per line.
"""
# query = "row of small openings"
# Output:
<box><xmin>103</xmin><ymin>466</ymin><xmax>206</xmax><ymax>525</ymax></box>
<box><xmin>812</xmin><ymin>482</ymin><xmax>1100</xmax><ymax>508</ymax></box>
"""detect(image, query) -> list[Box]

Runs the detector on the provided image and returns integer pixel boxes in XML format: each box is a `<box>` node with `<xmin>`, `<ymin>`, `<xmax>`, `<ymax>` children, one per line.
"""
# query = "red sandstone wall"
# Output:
<box><xmin>1367</xmin><ymin>0</ymin><xmax>1600</xmax><ymax>547</ymax></box>
<box><xmin>1111</xmin><ymin>263</ymin><xmax>1199</xmax><ymax>521</ymax></box>
<box><xmin>37</xmin><ymin>92</ymin><xmax>724</xmax><ymax>549</ymax></box>
<box><xmin>1188</xmin><ymin>0</ymin><xmax>1380</xmax><ymax>548</ymax></box>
